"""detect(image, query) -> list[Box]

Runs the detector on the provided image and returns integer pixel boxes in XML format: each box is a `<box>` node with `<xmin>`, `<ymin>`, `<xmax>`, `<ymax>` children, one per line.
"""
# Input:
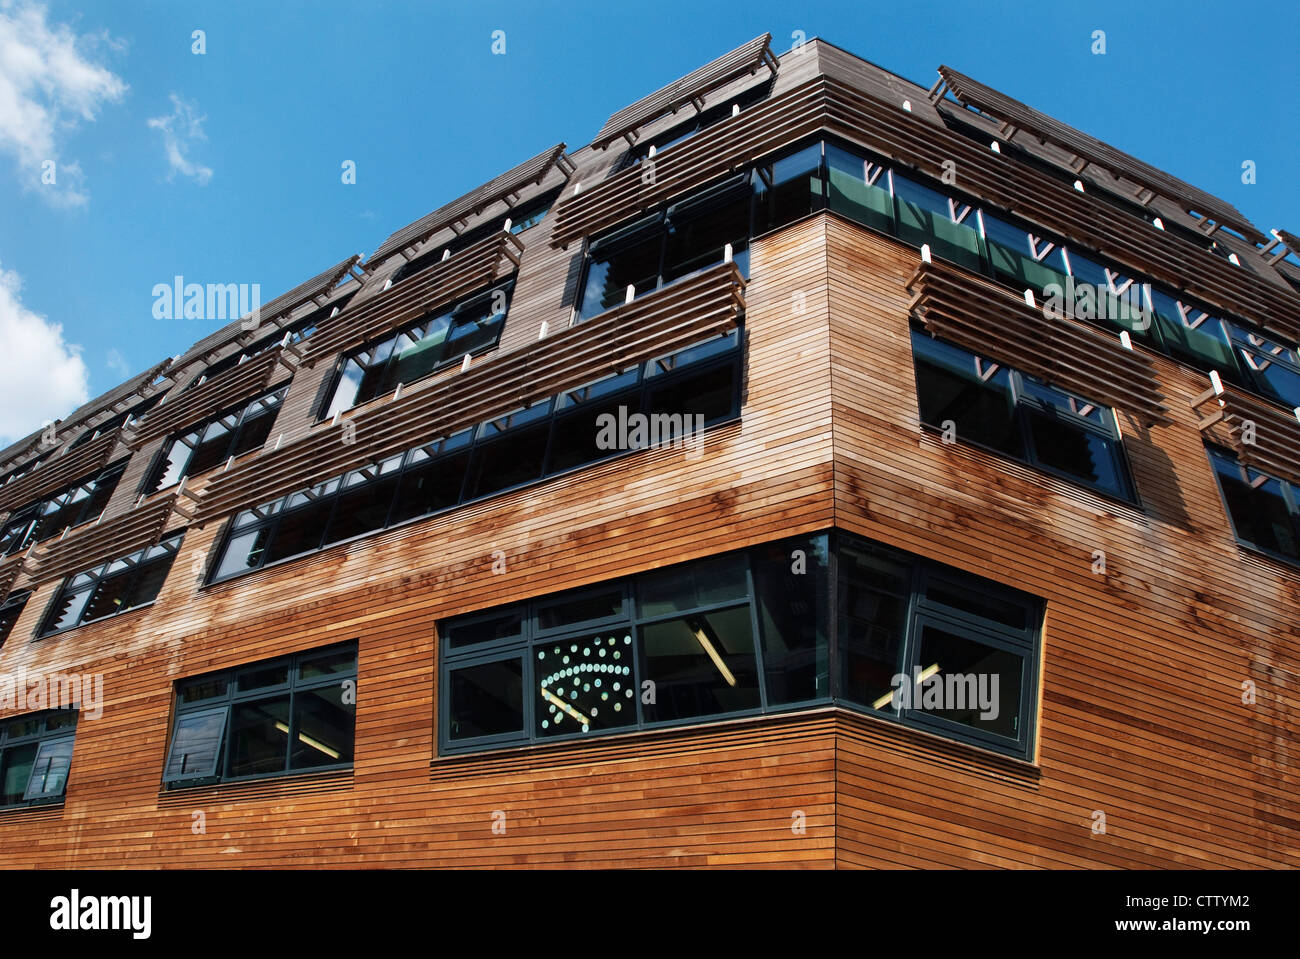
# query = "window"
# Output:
<box><xmin>577</xmin><ymin>178</ymin><xmax>751</xmax><ymax>321</ymax></box>
<box><xmin>142</xmin><ymin>388</ymin><xmax>287</xmax><ymax>495</ymax></box>
<box><xmin>912</xmin><ymin>330</ymin><xmax>1136</xmax><ymax>501</ymax></box>
<box><xmin>0</xmin><ymin>463</ymin><xmax>126</xmax><ymax>557</ymax></box>
<box><xmin>1208</xmin><ymin>447</ymin><xmax>1300</xmax><ymax>563</ymax></box>
<box><xmin>37</xmin><ymin>532</ymin><xmax>184</xmax><ymax>637</ymax></box>
<box><xmin>1228</xmin><ymin>322</ymin><xmax>1300</xmax><ymax>410</ymax></box>
<box><xmin>163</xmin><ymin>643</ymin><xmax>357</xmax><ymax>786</ymax></box>
<box><xmin>211</xmin><ymin>332</ymin><xmax>742</xmax><ymax>583</ymax></box>
<box><xmin>0</xmin><ymin>710</ymin><xmax>77</xmax><ymax>807</ymax></box>
<box><xmin>184</xmin><ymin>297</ymin><xmax>351</xmax><ymax>390</ymax></box>
<box><xmin>322</xmin><ymin>282</ymin><xmax>513</xmax><ymax>418</ymax></box>
<box><xmin>440</xmin><ymin>531</ymin><xmax>1043</xmax><ymax>758</ymax></box>
<box><xmin>0</xmin><ymin>590</ymin><xmax>31</xmax><ymax>648</ymax></box>
<box><xmin>837</xmin><ymin>538</ymin><xmax>1040</xmax><ymax>755</ymax></box>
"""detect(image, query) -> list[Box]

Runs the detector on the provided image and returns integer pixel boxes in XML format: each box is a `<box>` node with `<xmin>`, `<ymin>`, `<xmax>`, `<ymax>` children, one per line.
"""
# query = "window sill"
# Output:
<box><xmin>1233</xmin><ymin>539</ymin><xmax>1300</xmax><ymax>575</ymax></box>
<box><xmin>157</xmin><ymin>767</ymin><xmax>353</xmax><ymax>807</ymax></box>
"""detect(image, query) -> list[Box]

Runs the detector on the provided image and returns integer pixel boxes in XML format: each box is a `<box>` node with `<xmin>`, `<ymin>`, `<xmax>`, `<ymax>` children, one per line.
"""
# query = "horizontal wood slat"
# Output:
<box><xmin>124</xmin><ymin>350</ymin><xmax>286</xmax><ymax>447</ymax></box>
<box><xmin>1193</xmin><ymin>382</ymin><xmax>1300</xmax><ymax>486</ymax></box>
<box><xmin>304</xmin><ymin>231</ymin><xmax>524</xmax><ymax>364</ymax></box>
<box><xmin>0</xmin><ymin>431</ymin><xmax>120</xmax><ymax>514</ymax></box>
<box><xmin>0</xmin><ymin>555</ymin><xmax>21</xmax><ymax>602</ymax></box>
<box><xmin>936</xmin><ymin>66</ymin><xmax>1265</xmax><ymax>245</ymax></box>
<box><xmin>31</xmin><ymin>494</ymin><xmax>178</xmax><ymax>585</ymax></box>
<box><xmin>372</xmin><ymin>144</ymin><xmax>572</xmax><ymax>263</ymax></box>
<box><xmin>552</xmin><ymin>76</ymin><xmax>1300</xmax><ymax>345</ymax></box>
<box><xmin>171</xmin><ymin>256</ymin><xmax>362</xmax><ymax>371</ymax></box>
<box><xmin>593</xmin><ymin>33</ymin><xmax>778</xmax><ymax>149</ymax></box>
<box><xmin>193</xmin><ymin>262</ymin><xmax>746</xmax><ymax>523</ymax></box>
<box><xmin>907</xmin><ymin>257</ymin><xmax>1171</xmax><ymax>425</ymax></box>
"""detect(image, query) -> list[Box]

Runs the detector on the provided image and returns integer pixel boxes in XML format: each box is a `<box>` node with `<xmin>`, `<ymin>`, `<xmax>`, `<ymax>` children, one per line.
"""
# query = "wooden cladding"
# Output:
<box><xmin>0</xmin><ymin>432</ymin><xmax>119</xmax><ymax>515</ymax></box>
<box><xmin>935</xmin><ymin>66</ymin><xmax>1265</xmax><ymax>245</ymax></box>
<box><xmin>31</xmin><ymin>495</ymin><xmax>178</xmax><ymax>585</ymax></box>
<box><xmin>371</xmin><ymin>145</ymin><xmax>573</xmax><ymax>263</ymax></box>
<box><xmin>193</xmin><ymin>262</ymin><xmax>746</xmax><ymax>524</ymax></box>
<box><xmin>593</xmin><ymin>33</ymin><xmax>778</xmax><ymax>150</ymax></box>
<box><xmin>907</xmin><ymin>257</ymin><xmax>1170</xmax><ymax>425</ymax></box>
<box><xmin>0</xmin><ymin>556</ymin><xmax>20</xmax><ymax>602</ymax></box>
<box><xmin>1192</xmin><ymin>381</ymin><xmax>1300</xmax><ymax>486</ymax></box>
<box><xmin>171</xmin><ymin>256</ymin><xmax>362</xmax><ymax>372</ymax></box>
<box><xmin>552</xmin><ymin>75</ymin><xmax>1300</xmax><ymax>346</ymax></box>
<box><xmin>125</xmin><ymin>350</ymin><xmax>286</xmax><ymax>448</ymax></box>
<box><xmin>304</xmin><ymin>231</ymin><xmax>524</xmax><ymax>365</ymax></box>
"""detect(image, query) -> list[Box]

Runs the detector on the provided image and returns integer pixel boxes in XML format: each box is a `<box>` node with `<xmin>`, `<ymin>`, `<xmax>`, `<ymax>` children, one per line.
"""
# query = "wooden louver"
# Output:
<box><xmin>1192</xmin><ymin>381</ymin><xmax>1300</xmax><ymax>487</ymax></box>
<box><xmin>551</xmin><ymin>76</ymin><xmax>1300</xmax><ymax>346</ymax></box>
<box><xmin>193</xmin><ymin>262</ymin><xmax>746</xmax><ymax>524</ymax></box>
<box><xmin>934</xmin><ymin>66</ymin><xmax>1266</xmax><ymax>246</ymax></box>
<box><xmin>124</xmin><ymin>349</ymin><xmax>286</xmax><ymax>448</ymax></box>
<box><xmin>171</xmin><ymin>255</ymin><xmax>363</xmax><ymax>372</ymax></box>
<box><xmin>907</xmin><ymin>257</ymin><xmax>1171</xmax><ymax>426</ymax></box>
<box><xmin>304</xmin><ymin>231</ymin><xmax>524</xmax><ymax>365</ymax></box>
<box><xmin>592</xmin><ymin>34</ymin><xmax>778</xmax><ymax>150</ymax></box>
<box><xmin>0</xmin><ymin>431</ymin><xmax>120</xmax><ymax>515</ymax></box>
<box><xmin>371</xmin><ymin>145</ymin><xmax>573</xmax><ymax>263</ymax></box>
<box><xmin>31</xmin><ymin>494</ymin><xmax>179</xmax><ymax>585</ymax></box>
<box><xmin>0</xmin><ymin>556</ymin><xmax>22</xmax><ymax>603</ymax></box>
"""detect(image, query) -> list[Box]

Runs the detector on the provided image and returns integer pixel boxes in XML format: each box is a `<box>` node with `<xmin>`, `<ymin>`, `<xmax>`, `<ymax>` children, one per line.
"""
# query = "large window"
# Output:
<box><xmin>37</xmin><ymin>532</ymin><xmax>184</xmax><ymax>637</ymax></box>
<box><xmin>577</xmin><ymin>178</ymin><xmax>752</xmax><ymax>321</ymax></box>
<box><xmin>0</xmin><ymin>463</ymin><xmax>126</xmax><ymax>557</ymax></box>
<box><xmin>142</xmin><ymin>388</ymin><xmax>287</xmax><ymax>495</ymax></box>
<box><xmin>212</xmin><ymin>332</ymin><xmax>743</xmax><ymax>583</ymax></box>
<box><xmin>0</xmin><ymin>590</ymin><xmax>31</xmax><ymax>648</ymax></box>
<box><xmin>440</xmin><ymin>531</ymin><xmax>1043</xmax><ymax>759</ymax></box>
<box><xmin>755</xmin><ymin>137</ymin><xmax>1300</xmax><ymax>412</ymax></box>
<box><xmin>911</xmin><ymin>330</ymin><xmax>1136</xmax><ymax>501</ymax></box>
<box><xmin>0</xmin><ymin>710</ymin><xmax>78</xmax><ymax>808</ymax></box>
<box><xmin>322</xmin><ymin>281</ymin><xmax>513</xmax><ymax>418</ymax></box>
<box><xmin>163</xmin><ymin>644</ymin><xmax>357</xmax><ymax>786</ymax></box>
<box><xmin>1208</xmin><ymin>447</ymin><xmax>1300</xmax><ymax>564</ymax></box>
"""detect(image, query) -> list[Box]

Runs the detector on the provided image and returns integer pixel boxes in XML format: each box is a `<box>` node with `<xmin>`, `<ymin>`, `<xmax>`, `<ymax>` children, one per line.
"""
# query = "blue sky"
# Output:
<box><xmin>0</xmin><ymin>0</ymin><xmax>1296</xmax><ymax>443</ymax></box>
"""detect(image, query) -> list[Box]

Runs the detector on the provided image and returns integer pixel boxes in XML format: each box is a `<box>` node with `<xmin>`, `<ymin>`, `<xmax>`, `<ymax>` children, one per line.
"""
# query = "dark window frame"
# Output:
<box><xmin>1206</xmin><ymin>445</ymin><xmax>1300</xmax><ymax>568</ymax></box>
<box><xmin>36</xmin><ymin>531</ymin><xmax>185</xmax><ymax>639</ymax></box>
<box><xmin>162</xmin><ymin>642</ymin><xmax>358</xmax><ymax>788</ymax></box>
<box><xmin>0</xmin><ymin>461</ymin><xmax>128</xmax><ymax>557</ymax></box>
<box><xmin>0</xmin><ymin>589</ymin><xmax>31</xmax><ymax>648</ymax></box>
<box><xmin>0</xmin><ymin>709</ymin><xmax>79</xmax><ymax>809</ymax></box>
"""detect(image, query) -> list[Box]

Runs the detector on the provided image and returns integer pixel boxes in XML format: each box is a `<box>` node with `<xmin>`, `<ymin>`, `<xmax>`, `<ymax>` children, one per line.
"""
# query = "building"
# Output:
<box><xmin>0</xmin><ymin>34</ymin><xmax>1296</xmax><ymax>868</ymax></box>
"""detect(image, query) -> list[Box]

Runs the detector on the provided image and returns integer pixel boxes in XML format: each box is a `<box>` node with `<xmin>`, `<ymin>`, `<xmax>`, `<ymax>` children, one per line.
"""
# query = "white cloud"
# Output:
<box><xmin>0</xmin><ymin>1</ymin><xmax>128</xmax><ymax>207</ymax></box>
<box><xmin>0</xmin><ymin>262</ymin><xmax>89</xmax><ymax>443</ymax></box>
<box><xmin>147</xmin><ymin>93</ymin><xmax>212</xmax><ymax>184</ymax></box>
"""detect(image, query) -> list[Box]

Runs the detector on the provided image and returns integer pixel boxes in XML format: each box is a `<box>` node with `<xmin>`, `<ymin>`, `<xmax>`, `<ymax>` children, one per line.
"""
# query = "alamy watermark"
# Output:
<box><xmin>152</xmin><ymin>275</ymin><xmax>261</xmax><ymax>324</ymax></box>
<box><xmin>1040</xmin><ymin>276</ymin><xmax>1152</xmax><ymax>332</ymax></box>
<box><xmin>0</xmin><ymin>668</ymin><xmax>103</xmax><ymax>719</ymax></box>
<box><xmin>886</xmin><ymin>665</ymin><xmax>1000</xmax><ymax>720</ymax></box>
<box><xmin>595</xmin><ymin>405</ymin><xmax>705</xmax><ymax>454</ymax></box>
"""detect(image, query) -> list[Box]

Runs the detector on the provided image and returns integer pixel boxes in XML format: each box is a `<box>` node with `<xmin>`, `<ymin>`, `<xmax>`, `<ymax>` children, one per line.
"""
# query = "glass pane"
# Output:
<box><xmin>535</xmin><ymin>630</ymin><xmax>638</xmax><ymax>736</ymax></box>
<box><xmin>537</xmin><ymin>588</ymin><xmax>624</xmax><ymax>631</ymax></box>
<box><xmin>299</xmin><ymin>648</ymin><xmax>357</xmax><ymax>680</ymax></box>
<box><xmin>263</xmin><ymin>498</ymin><xmax>335</xmax><ymax>564</ymax></box>
<box><xmin>43</xmin><ymin>585</ymin><xmax>93</xmax><ymax>634</ymax></box>
<box><xmin>546</xmin><ymin>391</ymin><xmax>640</xmax><ymax>475</ymax></box>
<box><xmin>980</xmin><ymin>212</ymin><xmax>1068</xmax><ymax>294</ymax></box>
<box><xmin>640</xmin><ymin>606</ymin><xmax>761</xmax><ymax>722</ymax></box>
<box><xmin>213</xmin><ymin>526</ymin><xmax>270</xmax><ymax>580</ymax></box>
<box><xmin>24</xmin><ymin>738</ymin><xmax>74</xmax><ymax>798</ymax></box>
<box><xmin>164</xmin><ymin>709</ymin><xmax>227</xmax><ymax>779</ymax></box>
<box><xmin>912</xmin><ymin>332</ymin><xmax>1023</xmax><ymax>457</ymax></box>
<box><xmin>325</xmin><ymin>358</ymin><xmax>367</xmax><ymax>418</ymax></box>
<box><xmin>77</xmin><ymin>566</ymin><xmax>134</xmax><ymax>623</ymax></box>
<box><xmin>663</xmin><ymin>189</ymin><xmax>751</xmax><ymax>282</ymax></box>
<box><xmin>636</xmin><ymin>554</ymin><xmax>748</xmax><ymax>618</ymax></box>
<box><xmin>923</xmin><ymin>575</ymin><xmax>1031</xmax><ymax>632</ymax></box>
<box><xmin>462</xmin><ymin>423</ymin><xmax>550</xmax><ymax>500</ymax></box>
<box><xmin>643</xmin><ymin>360</ymin><xmax>737</xmax><ymax>434</ymax></box>
<box><xmin>892</xmin><ymin>173</ymin><xmax>982</xmax><ymax>271</ymax></box>
<box><xmin>579</xmin><ymin>230</ymin><xmax>663</xmax><ymax>321</ymax></box>
<box><xmin>1213</xmin><ymin>454</ymin><xmax>1299</xmax><ymax>559</ymax></box>
<box><xmin>179</xmin><ymin>677</ymin><xmax>229</xmax><ymax>703</ymax></box>
<box><xmin>447</xmin><ymin>658</ymin><xmax>524</xmax><ymax>741</ymax></box>
<box><xmin>148</xmin><ymin>437</ymin><xmax>192</xmax><ymax>492</ymax></box>
<box><xmin>1148</xmin><ymin>290</ymin><xmax>1236</xmax><ymax>371</ymax></box>
<box><xmin>446</xmin><ymin>299</ymin><xmax>507</xmax><ymax>358</ymax></box>
<box><xmin>444</xmin><ymin>609</ymin><xmax>524</xmax><ymax>649</ymax></box>
<box><xmin>751</xmin><ymin>534</ymin><xmax>830</xmax><ymax>705</ymax></box>
<box><xmin>1236</xmin><ymin>336</ymin><xmax>1300</xmax><ymax>408</ymax></box>
<box><xmin>390</xmin><ymin>450</ymin><xmax>470</xmax><ymax>524</ymax></box>
<box><xmin>227</xmin><ymin>696</ymin><xmax>291</xmax><ymax>777</ymax></box>
<box><xmin>322</xmin><ymin>473</ymin><xmax>399</xmax><ymax>545</ymax></box>
<box><xmin>383</xmin><ymin>314</ymin><xmax>453</xmax><ymax>388</ymax></box>
<box><xmin>123</xmin><ymin>552</ymin><xmax>176</xmax><ymax>610</ymax></box>
<box><xmin>290</xmin><ymin>686</ymin><xmax>355</xmax><ymax>769</ymax></box>
<box><xmin>1025</xmin><ymin>407</ymin><xmax>1130</xmax><ymax>498</ymax></box>
<box><xmin>0</xmin><ymin>743</ymin><xmax>38</xmax><ymax>805</ymax></box>
<box><xmin>826</xmin><ymin>144</ymin><xmax>893</xmax><ymax>233</ymax></box>
<box><xmin>238</xmin><ymin>663</ymin><xmax>290</xmax><ymax>691</ymax></box>
<box><xmin>228</xmin><ymin>404</ymin><xmax>278</xmax><ymax>459</ymax></box>
<box><xmin>837</xmin><ymin>540</ymin><xmax>911</xmax><ymax>712</ymax></box>
<box><xmin>1063</xmin><ymin>251</ymin><xmax>1158</xmax><ymax>342</ymax></box>
<box><xmin>753</xmin><ymin>142</ymin><xmax>823</xmax><ymax>234</ymax></box>
<box><xmin>912</xmin><ymin>624</ymin><xmax>1025</xmax><ymax>741</ymax></box>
